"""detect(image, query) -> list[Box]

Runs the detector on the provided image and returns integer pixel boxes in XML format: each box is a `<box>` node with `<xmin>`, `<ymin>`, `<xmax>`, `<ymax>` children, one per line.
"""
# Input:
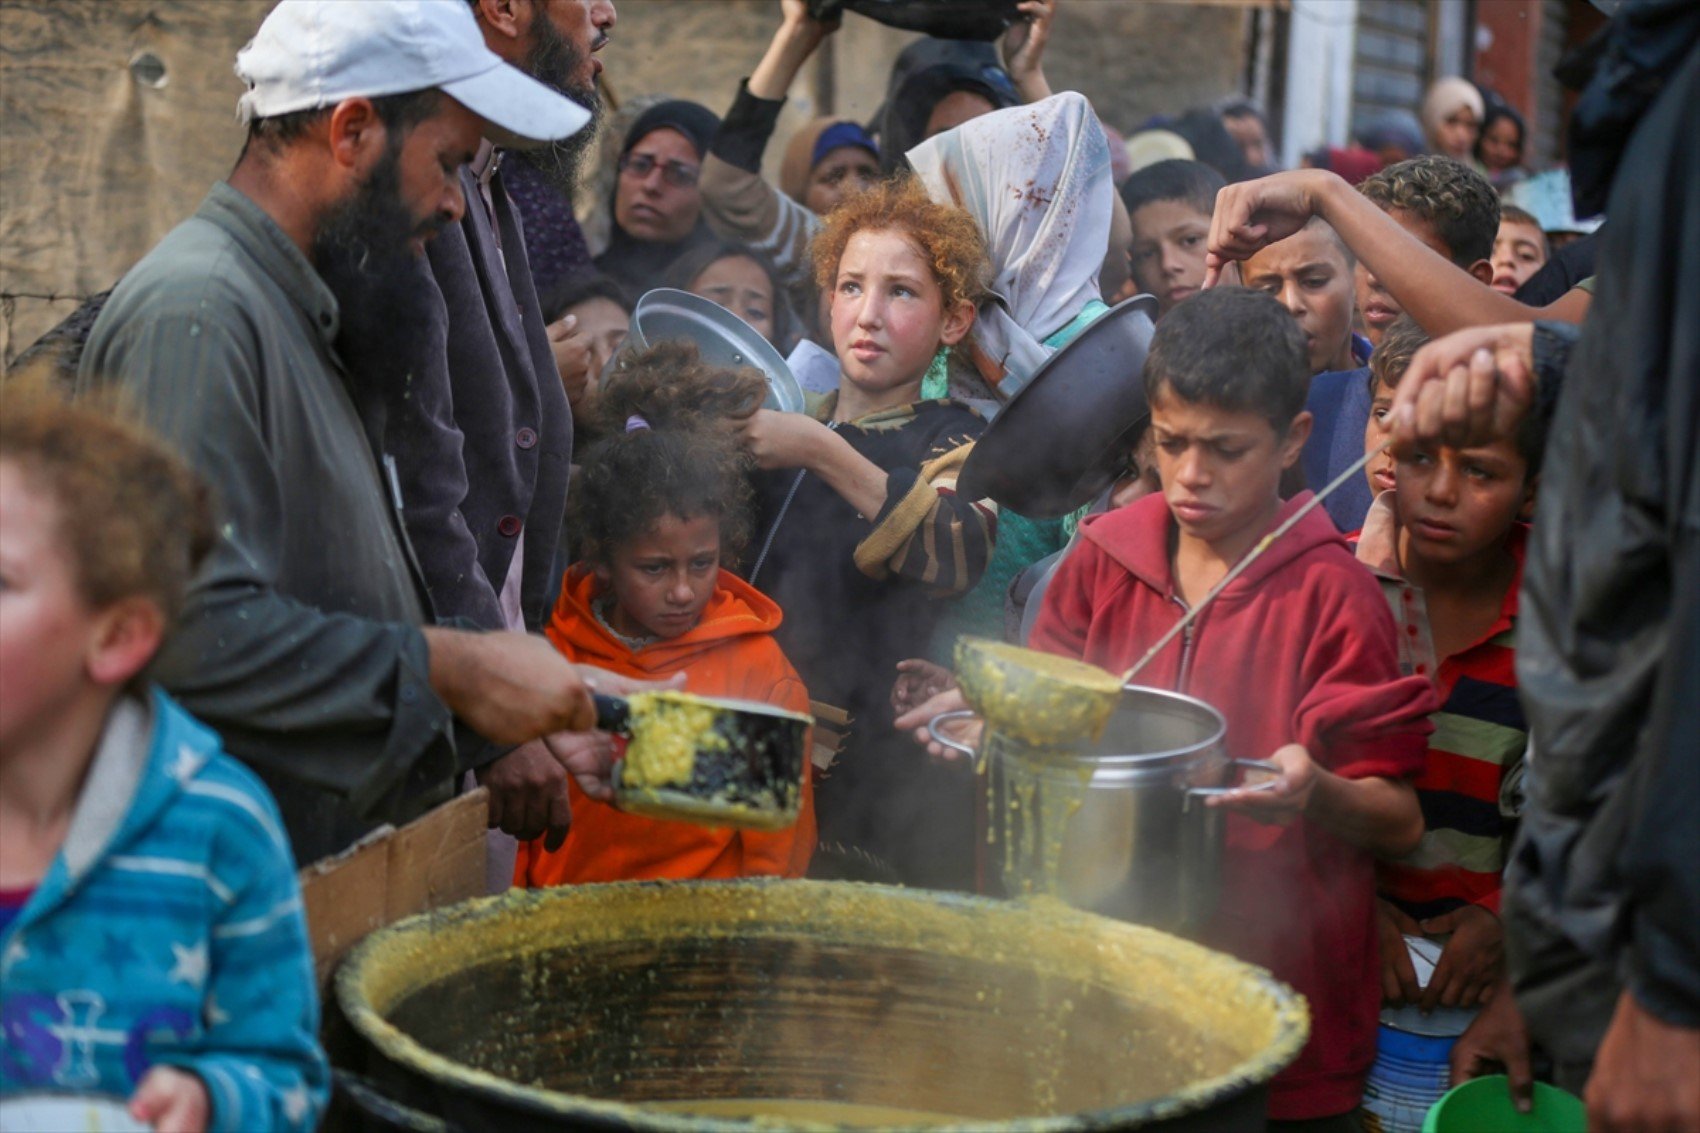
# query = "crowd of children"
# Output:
<box><xmin>7</xmin><ymin>0</ymin><xmax>1665</xmax><ymax>1128</ymax></box>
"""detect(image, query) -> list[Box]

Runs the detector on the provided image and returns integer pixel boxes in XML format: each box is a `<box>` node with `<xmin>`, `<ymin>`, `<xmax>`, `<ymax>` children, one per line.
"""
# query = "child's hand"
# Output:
<box><xmin>1377</xmin><ymin>898</ymin><xmax>1425</xmax><ymax>1005</ymax></box>
<box><xmin>890</xmin><ymin>658</ymin><xmax>955</xmax><ymax>714</ymax></box>
<box><xmin>543</xmin><ymin>729</ymin><xmax>619</xmax><ymax>804</ymax></box>
<box><xmin>893</xmin><ymin>685</ymin><xmax>981</xmax><ymax>762</ymax></box>
<box><xmin>1001</xmin><ymin>0</ymin><xmax>1055</xmax><ymax>101</ymax></box>
<box><xmin>1448</xmin><ymin>980</ymin><xmax>1533</xmax><ymax>1109</ymax></box>
<box><xmin>129</xmin><ymin>1065</ymin><xmax>210</xmax><ymax>1133</ymax></box>
<box><xmin>736</xmin><ymin>409</ymin><xmax>828</xmax><ymax>471</ymax></box>
<box><xmin>547</xmin><ymin>314</ymin><xmax>596</xmax><ymax>415</ymax></box>
<box><xmin>1418</xmin><ymin>904</ymin><xmax>1505</xmax><ymax>1011</ymax></box>
<box><xmin>1204</xmin><ymin>742</ymin><xmax>1317</xmax><ymax>821</ymax></box>
<box><xmin>1203</xmin><ymin>170</ymin><xmax>1334</xmax><ymax>286</ymax></box>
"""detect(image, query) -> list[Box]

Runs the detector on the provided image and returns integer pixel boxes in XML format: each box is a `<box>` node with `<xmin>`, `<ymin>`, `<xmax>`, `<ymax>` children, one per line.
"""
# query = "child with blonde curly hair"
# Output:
<box><xmin>514</xmin><ymin>342</ymin><xmax>816</xmax><ymax>885</ymax></box>
<box><xmin>0</xmin><ymin>388</ymin><xmax>326</xmax><ymax>1132</ymax></box>
<box><xmin>736</xmin><ymin>175</ymin><xmax>997</xmax><ymax>889</ymax></box>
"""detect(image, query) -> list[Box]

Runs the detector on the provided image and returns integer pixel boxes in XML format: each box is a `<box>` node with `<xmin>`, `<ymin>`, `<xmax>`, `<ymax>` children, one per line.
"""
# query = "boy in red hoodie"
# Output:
<box><xmin>1029</xmin><ymin>287</ymin><xmax>1436</xmax><ymax>1128</ymax></box>
<box><xmin>514</xmin><ymin>343</ymin><xmax>814</xmax><ymax>887</ymax></box>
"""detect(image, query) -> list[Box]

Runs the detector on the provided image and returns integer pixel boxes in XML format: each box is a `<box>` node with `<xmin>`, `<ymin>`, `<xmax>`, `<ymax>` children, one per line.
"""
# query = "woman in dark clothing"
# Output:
<box><xmin>594</xmin><ymin>100</ymin><xmax>722</xmax><ymax>296</ymax></box>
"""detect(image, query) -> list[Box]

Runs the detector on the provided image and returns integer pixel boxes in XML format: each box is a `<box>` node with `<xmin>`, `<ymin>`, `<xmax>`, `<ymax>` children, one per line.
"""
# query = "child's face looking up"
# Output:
<box><xmin>1363</xmin><ymin>376</ymin><xmax>1399</xmax><ymax>498</ymax></box>
<box><xmin>691</xmin><ymin>254</ymin><xmax>776</xmax><ymax>345</ymax></box>
<box><xmin>1490</xmin><ymin>220</ymin><xmax>1548</xmax><ymax>296</ymax></box>
<box><xmin>1395</xmin><ymin>439</ymin><xmax>1532</xmax><ymax>569</ymax></box>
<box><xmin>0</xmin><ymin>462</ymin><xmax>132</xmax><ymax>755</ymax></box>
<box><xmin>830</xmin><ymin>227</ymin><xmax>973</xmax><ymax>408</ymax></box>
<box><xmin>597</xmin><ymin>513</ymin><xmax>721</xmax><ymax>640</ymax></box>
<box><xmin>1149</xmin><ymin>389</ymin><xmax>1309</xmax><ymax>557</ymax></box>
<box><xmin>1242</xmin><ymin>225</ymin><xmax>1357</xmax><ymax>374</ymax></box>
<box><xmin>1129</xmin><ymin>200</ymin><xmax>1211</xmax><ymax>318</ymax></box>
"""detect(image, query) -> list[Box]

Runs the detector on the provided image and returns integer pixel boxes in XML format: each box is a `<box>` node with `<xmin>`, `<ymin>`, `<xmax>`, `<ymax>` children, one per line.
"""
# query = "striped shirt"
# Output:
<box><xmin>1353</xmin><ymin>497</ymin><xmax>1529</xmax><ymax>918</ymax></box>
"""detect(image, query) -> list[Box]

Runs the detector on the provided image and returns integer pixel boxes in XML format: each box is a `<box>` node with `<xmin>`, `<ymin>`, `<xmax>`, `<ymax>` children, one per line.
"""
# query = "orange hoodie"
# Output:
<box><xmin>514</xmin><ymin>565</ymin><xmax>815</xmax><ymax>886</ymax></box>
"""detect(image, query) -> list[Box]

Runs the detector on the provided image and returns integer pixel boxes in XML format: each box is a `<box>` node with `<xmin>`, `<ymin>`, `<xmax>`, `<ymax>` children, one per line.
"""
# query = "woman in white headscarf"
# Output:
<box><xmin>906</xmin><ymin>91</ymin><xmax>1120</xmax><ymax>645</ymax></box>
<box><xmin>907</xmin><ymin>90</ymin><xmax>1115</xmax><ymax>403</ymax></box>
<box><xmin>1421</xmin><ymin>77</ymin><xmax>1485</xmax><ymax>164</ymax></box>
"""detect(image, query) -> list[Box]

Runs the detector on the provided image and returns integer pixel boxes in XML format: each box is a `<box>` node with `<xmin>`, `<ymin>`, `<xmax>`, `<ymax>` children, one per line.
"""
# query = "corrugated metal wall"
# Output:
<box><xmin>1351</xmin><ymin>0</ymin><xmax>1431</xmax><ymax>133</ymax></box>
<box><xmin>1532</xmin><ymin>0</ymin><xmax>1570</xmax><ymax>166</ymax></box>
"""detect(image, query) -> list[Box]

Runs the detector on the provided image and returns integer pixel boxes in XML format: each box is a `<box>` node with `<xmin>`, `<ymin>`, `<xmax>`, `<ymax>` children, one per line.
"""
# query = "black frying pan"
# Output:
<box><xmin>957</xmin><ymin>294</ymin><xmax>1158</xmax><ymax>518</ymax></box>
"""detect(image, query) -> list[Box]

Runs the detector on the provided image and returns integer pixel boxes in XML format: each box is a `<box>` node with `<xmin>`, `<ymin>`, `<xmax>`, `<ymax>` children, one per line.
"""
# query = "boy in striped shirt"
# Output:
<box><xmin>1352</xmin><ymin>316</ymin><xmax>1544</xmax><ymax>1011</ymax></box>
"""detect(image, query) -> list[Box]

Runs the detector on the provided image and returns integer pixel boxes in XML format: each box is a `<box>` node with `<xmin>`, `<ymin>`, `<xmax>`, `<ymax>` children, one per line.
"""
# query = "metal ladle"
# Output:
<box><xmin>953</xmin><ymin>439</ymin><xmax>1394</xmax><ymax>745</ymax></box>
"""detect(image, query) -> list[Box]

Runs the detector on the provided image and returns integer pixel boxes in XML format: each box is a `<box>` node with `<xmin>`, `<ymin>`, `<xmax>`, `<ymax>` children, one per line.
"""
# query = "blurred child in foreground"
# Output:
<box><xmin>0</xmin><ymin>389</ymin><xmax>326</xmax><ymax>1132</ymax></box>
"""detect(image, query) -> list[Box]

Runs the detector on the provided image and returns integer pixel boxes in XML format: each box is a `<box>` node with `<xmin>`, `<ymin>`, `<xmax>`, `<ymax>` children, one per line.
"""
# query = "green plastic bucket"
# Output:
<box><xmin>1422</xmin><ymin>1075</ymin><xmax>1586</xmax><ymax>1133</ymax></box>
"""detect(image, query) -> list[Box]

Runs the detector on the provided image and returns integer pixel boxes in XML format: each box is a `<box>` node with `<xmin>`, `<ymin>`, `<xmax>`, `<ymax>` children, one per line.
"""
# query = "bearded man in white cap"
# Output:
<box><xmin>77</xmin><ymin>0</ymin><xmax>630</xmax><ymax>864</ymax></box>
<box><xmin>333</xmin><ymin>1</ymin><xmax>617</xmax><ymax>886</ymax></box>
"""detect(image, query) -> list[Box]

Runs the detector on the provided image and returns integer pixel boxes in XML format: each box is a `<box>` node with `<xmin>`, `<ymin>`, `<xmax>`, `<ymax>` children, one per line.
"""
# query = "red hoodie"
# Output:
<box><xmin>513</xmin><ymin>566</ymin><xmax>815</xmax><ymax>886</ymax></box>
<box><xmin>1031</xmin><ymin>491</ymin><xmax>1435</xmax><ymax>1120</ymax></box>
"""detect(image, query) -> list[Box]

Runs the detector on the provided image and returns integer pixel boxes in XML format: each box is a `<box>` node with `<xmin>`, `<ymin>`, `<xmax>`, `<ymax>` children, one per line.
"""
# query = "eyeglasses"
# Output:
<box><xmin>617</xmin><ymin>152</ymin><xmax>700</xmax><ymax>188</ymax></box>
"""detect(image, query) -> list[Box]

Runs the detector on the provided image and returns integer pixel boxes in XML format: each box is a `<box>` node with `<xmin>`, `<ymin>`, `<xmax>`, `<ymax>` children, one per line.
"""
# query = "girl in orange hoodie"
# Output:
<box><xmin>514</xmin><ymin>342</ymin><xmax>815</xmax><ymax>886</ymax></box>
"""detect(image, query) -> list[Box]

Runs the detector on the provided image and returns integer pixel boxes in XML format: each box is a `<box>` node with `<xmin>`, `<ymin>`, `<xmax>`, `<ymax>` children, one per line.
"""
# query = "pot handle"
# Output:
<box><xmin>926</xmin><ymin>709</ymin><xmax>981</xmax><ymax>759</ymax></box>
<box><xmin>593</xmin><ymin>692</ymin><xmax>632</xmax><ymax>734</ymax></box>
<box><xmin>1185</xmin><ymin>757</ymin><xmax>1283</xmax><ymax>798</ymax></box>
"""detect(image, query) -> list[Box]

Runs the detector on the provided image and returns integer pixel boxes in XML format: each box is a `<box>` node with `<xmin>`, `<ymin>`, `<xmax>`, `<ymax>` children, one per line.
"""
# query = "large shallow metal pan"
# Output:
<box><xmin>618</xmin><ymin>288</ymin><xmax>805</xmax><ymax>413</ymax></box>
<box><xmin>336</xmin><ymin>880</ymin><xmax>1309</xmax><ymax>1132</ymax></box>
<box><xmin>958</xmin><ymin>293</ymin><xmax>1158</xmax><ymax>517</ymax></box>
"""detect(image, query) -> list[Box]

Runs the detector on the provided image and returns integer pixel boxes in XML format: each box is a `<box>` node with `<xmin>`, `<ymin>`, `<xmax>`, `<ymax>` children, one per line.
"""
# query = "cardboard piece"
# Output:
<box><xmin>298</xmin><ymin>788</ymin><xmax>489</xmax><ymax>986</ymax></box>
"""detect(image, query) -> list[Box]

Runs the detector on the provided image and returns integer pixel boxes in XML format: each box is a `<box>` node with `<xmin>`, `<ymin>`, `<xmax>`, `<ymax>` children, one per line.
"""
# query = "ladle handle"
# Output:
<box><xmin>1120</xmin><ymin>438</ymin><xmax>1395</xmax><ymax>684</ymax></box>
<box><xmin>1185</xmin><ymin>758</ymin><xmax>1284</xmax><ymax>798</ymax></box>
<box><xmin>926</xmin><ymin>709</ymin><xmax>981</xmax><ymax>759</ymax></box>
<box><xmin>593</xmin><ymin>693</ymin><xmax>630</xmax><ymax>734</ymax></box>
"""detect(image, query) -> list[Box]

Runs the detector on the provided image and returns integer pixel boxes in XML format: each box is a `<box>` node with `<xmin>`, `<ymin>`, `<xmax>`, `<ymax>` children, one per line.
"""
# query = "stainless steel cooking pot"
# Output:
<box><xmin>930</xmin><ymin>685</ymin><xmax>1275</xmax><ymax>937</ymax></box>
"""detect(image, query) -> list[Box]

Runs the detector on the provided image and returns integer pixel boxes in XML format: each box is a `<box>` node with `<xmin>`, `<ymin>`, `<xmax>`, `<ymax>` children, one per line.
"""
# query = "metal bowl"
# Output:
<box><xmin>958</xmin><ymin>294</ymin><xmax>1157</xmax><ymax>517</ymax></box>
<box><xmin>619</xmin><ymin>288</ymin><xmax>805</xmax><ymax>413</ymax></box>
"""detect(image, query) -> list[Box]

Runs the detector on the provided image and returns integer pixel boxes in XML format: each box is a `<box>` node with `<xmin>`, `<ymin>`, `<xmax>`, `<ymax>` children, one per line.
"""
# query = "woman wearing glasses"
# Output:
<box><xmin>595</xmin><ymin>100</ymin><xmax>723</xmax><ymax>295</ymax></box>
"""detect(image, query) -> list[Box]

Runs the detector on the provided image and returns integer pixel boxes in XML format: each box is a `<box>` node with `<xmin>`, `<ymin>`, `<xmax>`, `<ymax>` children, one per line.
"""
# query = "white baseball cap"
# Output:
<box><xmin>235</xmin><ymin>0</ymin><xmax>590</xmax><ymax>150</ymax></box>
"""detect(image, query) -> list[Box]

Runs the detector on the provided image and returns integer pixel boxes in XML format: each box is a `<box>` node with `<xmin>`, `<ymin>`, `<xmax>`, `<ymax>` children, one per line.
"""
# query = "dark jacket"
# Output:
<box><xmin>1505</xmin><ymin>33</ymin><xmax>1700</xmax><ymax>1060</ymax></box>
<box><xmin>353</xmin><ymin>162</ymin><xmax>574</xmax><ymax>633</ymax></box>
<box><xmin>744</xmin><ymin>395</ymin><xmax>994</xmax><ymax>889</ymax></box>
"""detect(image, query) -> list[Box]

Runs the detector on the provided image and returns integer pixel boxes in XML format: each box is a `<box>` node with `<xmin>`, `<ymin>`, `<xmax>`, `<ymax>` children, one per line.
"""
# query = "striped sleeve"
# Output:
<box><xmin>853</xmin><ymin>436</ymin><xmax>997</xmax><ymax>595</ymax></box>
<box><xmin>156</xmin><ymin>760</ymin><xmax>328</xmax><ymax>1133</ymax></box>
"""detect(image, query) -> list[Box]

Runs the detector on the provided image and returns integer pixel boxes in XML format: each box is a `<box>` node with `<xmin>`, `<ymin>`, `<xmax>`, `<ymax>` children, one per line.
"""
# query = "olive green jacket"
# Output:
<box><xmin>78</xmin><ymin>182</ymin><xmax>462</xmax><ymax>862</ymax></box>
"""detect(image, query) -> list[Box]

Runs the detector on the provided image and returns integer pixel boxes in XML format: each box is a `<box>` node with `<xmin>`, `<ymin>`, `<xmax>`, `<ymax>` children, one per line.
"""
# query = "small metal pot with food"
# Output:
<box><xmin>929</xmin><ymin>685</ymin><xmax>1278</xmax><ymax>937</ymax></box>
<box><xmin>593</xmin><ymin>691</ymin><xmax>811</xmax><ymax>831</ymax></box>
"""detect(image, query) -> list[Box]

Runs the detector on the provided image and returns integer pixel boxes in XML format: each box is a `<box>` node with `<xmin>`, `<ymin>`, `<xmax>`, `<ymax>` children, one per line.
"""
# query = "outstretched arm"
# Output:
<box><xmin>748</xmin><ymin>0</ymin><xmax>834</xmax><ymax>102</ymax></box>
<box><xmin>1206</xmin><ymin>169</ymin><xmax>1590</xmax><ymax>336</ymax></box>
<box><xmin>1002</xmin><ymin>0</ymin><xmax>1056</xmax><ymax>103</ymax></box>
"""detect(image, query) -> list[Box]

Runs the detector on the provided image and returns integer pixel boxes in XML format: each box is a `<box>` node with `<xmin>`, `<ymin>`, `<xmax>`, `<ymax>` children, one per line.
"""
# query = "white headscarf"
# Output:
<box><xmin>907</xmin><ymin>91</ymin><xmax>1113</xmax><ymax>400</ymax></box>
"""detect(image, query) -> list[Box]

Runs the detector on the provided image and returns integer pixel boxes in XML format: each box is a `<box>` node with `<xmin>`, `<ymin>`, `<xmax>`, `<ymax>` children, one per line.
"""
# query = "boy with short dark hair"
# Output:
<box><xmin>1349</xmin><ymin>320</ymin><xmax>1542</xmax><ymax>1015</ymax></box>
<box><xmin>1356</xmin><ymin>156</ymin><xmax>1500</xmax><ymax>345</ymax></box>
<box><xmin>1305</xmin><ymin>156</ymin><xmax>1499</xmax><ymax>531</ymax></box>
<box><xmin>1241</xmin><ymin>216</ymin><xmax>1371</xmax><ymax>527</ymax></box>
<box><xmin>1120</xmin><ymin>159</ymin><xmax>1227</xmax><ymax>319</ymax></box>
<box><xmin>1030</xmin><ymin>287</ymin><xmax>1436</xmax><ymax>1126</ymax></box>
<box><xmin>1490</xmin><ymin>203</ymin><xmax>1550</xmax><ymax>296</ymax></box>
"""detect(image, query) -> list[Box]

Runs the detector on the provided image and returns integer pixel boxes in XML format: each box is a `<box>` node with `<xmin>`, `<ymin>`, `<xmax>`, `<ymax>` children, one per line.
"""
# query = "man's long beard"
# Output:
<box><xmin>514</xmin><ymin>15</ymin><xmax>602</xmax><ymax>197</ymax></box>
<box><xmin>315</xmin><ymin>145</ymin><xmax>444</xmax><ymax>397</ymax></box>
